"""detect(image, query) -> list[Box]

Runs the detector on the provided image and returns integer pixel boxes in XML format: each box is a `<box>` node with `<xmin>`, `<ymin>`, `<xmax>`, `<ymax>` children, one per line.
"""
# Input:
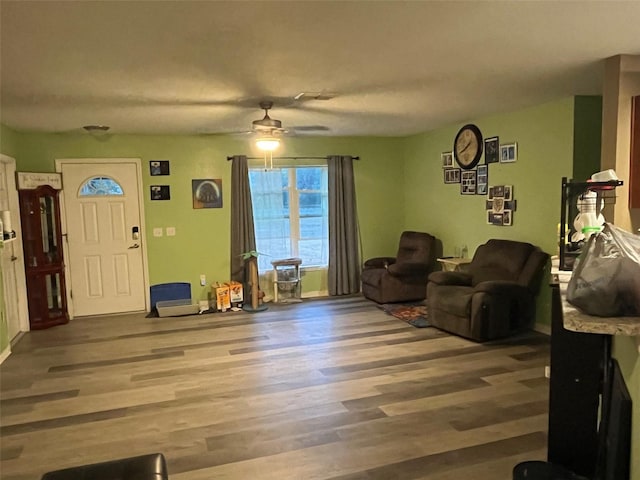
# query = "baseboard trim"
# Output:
<box><xmin>302</xmin><ymin>290</ymin><xmax>329</xmax><ymax>299</ymax></box>
<box><xmin>0</xmin><ymin>345</ymin><xmax>11</xmax><ymax>365</ymax></box>
<box><xmin>533</xmin><ymin>322</ymin><xmax>551</xmax><ymax>336</ymax></box>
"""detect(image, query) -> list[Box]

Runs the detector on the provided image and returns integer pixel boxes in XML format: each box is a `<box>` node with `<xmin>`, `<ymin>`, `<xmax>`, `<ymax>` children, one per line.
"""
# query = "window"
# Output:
<box><xmin>249</xmin><ymin>166</ymin><xmax>328</xmax><ymax>272</ymax></box>
<box><xmin>79</xmin><ymin>176</ymin><xmax>123</xmax><ymax>196</ymax></box>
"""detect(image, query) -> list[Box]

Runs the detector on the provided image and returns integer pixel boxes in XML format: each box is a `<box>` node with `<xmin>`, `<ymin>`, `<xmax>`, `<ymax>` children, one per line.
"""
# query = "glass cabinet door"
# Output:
<box><xmin>39</xmin><ymin>193</ymin><xmax>60</xmax><ymax>264</ymax></box>
<box><xmin>19</xmin><ymin>184</ymin><xmax>68</xmax><ymax>329</ymax></box>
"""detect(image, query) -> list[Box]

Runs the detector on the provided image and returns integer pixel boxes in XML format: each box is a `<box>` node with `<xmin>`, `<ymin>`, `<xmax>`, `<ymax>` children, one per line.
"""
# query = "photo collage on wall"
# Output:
<box><xmin>486</xmin><ymin>185</ymin><xmax>517</xmax><ymax>226</ymax></box>
<box><xmin>150</xmin><ymin>160</ymin><xmax>170</xmax><ymax>200</ymax></box>
<box><xmin>440</xmin><ymin>130</ymin><xmax>518</xmax><ymax>226</ymax></box>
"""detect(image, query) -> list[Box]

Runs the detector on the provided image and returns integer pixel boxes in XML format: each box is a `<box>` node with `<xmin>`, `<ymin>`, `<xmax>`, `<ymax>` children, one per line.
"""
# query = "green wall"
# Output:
<box><xmin>0</xmin><ymin>124</ymin><xmax>19</xmax><ymax>158</ymax></box>
<box><xmin>1</xmin><ymin>97</ymin><xmax>639</xmax><ymax>480</ymax></box>
<box><xmin>7</xmin><ymin>132</ymin><xmax>405</xmax><ymax>301</ymax></box>
<box><xmin>573</xmin><ymin>96</ymin><xmax>603</xmax><ymax>181</ymax></box>
<box><xmin>402</xmin><ymin>98</ymin><xmax>577</xmax><ymax>327</ymax></box>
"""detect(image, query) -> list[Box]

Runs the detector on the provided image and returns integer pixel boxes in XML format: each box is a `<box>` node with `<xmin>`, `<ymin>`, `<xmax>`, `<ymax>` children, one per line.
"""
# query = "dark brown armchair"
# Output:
<box><xmin>427</xmin><ymin>239</ymin><xmax>549</xmax><ymax>342</ymax></box>
<box><xmin>361</xmin><ymin>231</ymin><xmax>436</xmax><ymax>304</ymax></box>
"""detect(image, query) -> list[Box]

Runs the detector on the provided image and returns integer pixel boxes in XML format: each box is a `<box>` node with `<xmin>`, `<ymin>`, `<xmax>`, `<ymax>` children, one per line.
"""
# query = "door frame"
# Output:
<box><xmin>0</xmin><ymin>154</ymin><xmax>30</xmax><ymax>338</ymax></box>
<box><xmin>55</xmin><ymin>158</ymin><xmax>150</xmax><ymax>318</ymax></box>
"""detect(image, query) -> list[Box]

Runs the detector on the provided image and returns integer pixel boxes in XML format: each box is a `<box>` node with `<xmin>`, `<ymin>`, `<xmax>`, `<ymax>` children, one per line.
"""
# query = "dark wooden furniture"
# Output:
<box><xmin>547</xmin><ymin>281</ymin><xmax>604</xmax><ymax>477</ymax></box>
<box><xmin>631</xmin><ymin>95</ymin><xmax>640</xmax><ymax>208</ymax></box>
<box><xmin>19</xmin><ymin>184</ymin><xmax>69</xmax><ymax>329</ymax></box>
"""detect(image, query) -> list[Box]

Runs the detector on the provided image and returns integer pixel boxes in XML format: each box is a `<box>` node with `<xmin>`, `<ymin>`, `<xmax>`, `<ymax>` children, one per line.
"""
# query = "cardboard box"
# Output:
<box><xmin>226</xmin><ymin>281</ymin><xmax>243</xmax><ymax>304</ymax></box>
<box><xmin>213</xmin><ymin>284</ymin><xmax>231</xmax><ymax>312</ymax></box>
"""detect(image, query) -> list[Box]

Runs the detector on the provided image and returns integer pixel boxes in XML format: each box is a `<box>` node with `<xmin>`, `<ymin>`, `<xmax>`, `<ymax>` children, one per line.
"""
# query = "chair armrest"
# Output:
<box><xmin>428</xmin><ymin>271</ymin><xmax>472</xmax><ymax>286</ymax></box>
<box><xmin>364</xmin><ymin>257</ymin><xmax>396</xmax><ymax>269</ymax></box>
<box><xmin>474</xmin><ymin>280</ymin><xmax>530</xmax><ymax>296</ymax></box>
<box><xmin>387</xmin><ymin>261</ymin><xmax>429</xmax><ymax>276</ymax></box>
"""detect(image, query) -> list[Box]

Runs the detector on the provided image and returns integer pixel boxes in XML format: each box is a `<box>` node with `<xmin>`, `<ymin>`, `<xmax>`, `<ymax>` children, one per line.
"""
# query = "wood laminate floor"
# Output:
<box><xmin>0</xmin><ymin>295</ymin><xmax>550</xmax><ymax>479</ymax></box>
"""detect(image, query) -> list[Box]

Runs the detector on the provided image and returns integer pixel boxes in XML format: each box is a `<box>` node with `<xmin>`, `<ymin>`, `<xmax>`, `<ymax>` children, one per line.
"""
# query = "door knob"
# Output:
<box><xmin>128</xmin><ymin>243</ymin><xmax>140</xmax><ymax>249</ymax></box>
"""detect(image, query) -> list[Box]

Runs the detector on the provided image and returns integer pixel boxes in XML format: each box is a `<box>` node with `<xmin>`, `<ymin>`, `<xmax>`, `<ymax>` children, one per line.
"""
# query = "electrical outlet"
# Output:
<box><xmin>200</xmin><ymin>274</ymin><xmax>206</xmax><ymax>286</ymax></box>
<box><xmin>153</xmin><ymin>228</ymin><xmax>163</xmax><ymax>237</ymax></box>
<box><xmin>166</xmin><ymin>227</ymin><xmax>176</xmax><ymax>236</ymax></box>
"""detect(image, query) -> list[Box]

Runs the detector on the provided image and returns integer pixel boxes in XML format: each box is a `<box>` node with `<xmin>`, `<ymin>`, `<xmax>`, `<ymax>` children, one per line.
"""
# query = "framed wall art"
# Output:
<box><xmin>150</xmin><ymin>160</ymin><xmax>170</xmax><ymax>176</ymax></box>
<box><xmin>484</xmin><ymin>136</ymin><xmax>499</xmax><ymax>164</ymax></box>
<box><xmin>150</xmin><ymin>185</ymin><xmax>170</xmax><ymax>200</ymax></box>
<box><xmin>485</xmin><ymin>184</ymin><xmax>515</xmax><ymax>226</ymax></box>
<box><xmin>192</xmin><ymin>179</ymin><xmax>222</xmax><ymax>209</ymax></box>
<box><xmin>460</xmin><ymin>170</ymin><xmax>477</xmax><ymax>195</ymax></box>
<box><xmin>442</xmin><ymin>151</ymin><xmax>454</xmax><ymax>168</ymax></box>
<box><xmin>476</xmin><ymin>165</ymin><xmax>488</xmax><ymax>195</ymax></box>
<box><xmin>500</xmin><ymin>142</ymin><xmax>517</xmax><ymax>163</ymax></box>
<box><xmin>444</xmin><ymin>168</ymin><xmax>461</xmax><ymax>184</ymax></box>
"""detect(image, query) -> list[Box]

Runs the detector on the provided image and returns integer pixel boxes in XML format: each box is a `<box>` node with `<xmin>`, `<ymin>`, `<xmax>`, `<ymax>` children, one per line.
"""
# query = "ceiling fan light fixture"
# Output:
<box><xmin>256</xmin><ymin>136</ymin><xmax>280</xmax><ymax>151</ymax></box>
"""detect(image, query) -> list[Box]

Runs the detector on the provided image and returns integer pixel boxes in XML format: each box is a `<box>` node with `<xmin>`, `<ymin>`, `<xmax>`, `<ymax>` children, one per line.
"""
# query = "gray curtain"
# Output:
<box><xmin>230</xmin><ymin>155</ymin><xmax>256</xmax><ymax>283</ymax></box>
<box><xmin>328</xmin><ymin>155</ymin><xmax>361</xmax><ymax>295</ymax></box>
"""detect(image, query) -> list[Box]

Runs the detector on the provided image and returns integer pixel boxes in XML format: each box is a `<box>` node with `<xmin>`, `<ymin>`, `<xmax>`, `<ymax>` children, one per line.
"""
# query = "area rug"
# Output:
<box><xmin>377</xmin><ymin>302</ymin><xmax>430</xmax><ymax>328</ymax></box>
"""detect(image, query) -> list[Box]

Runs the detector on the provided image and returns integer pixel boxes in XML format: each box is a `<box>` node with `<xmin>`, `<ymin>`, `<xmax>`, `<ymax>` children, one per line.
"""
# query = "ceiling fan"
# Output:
<box><xmin>252</xmin><ymin>101</ymin><xmax>285</xmax><ymax>134</ymax></box>
<box><xmin>248</xmin><ymin>100</ymin><xmax>330</xmax><ymax>137</ymax></box>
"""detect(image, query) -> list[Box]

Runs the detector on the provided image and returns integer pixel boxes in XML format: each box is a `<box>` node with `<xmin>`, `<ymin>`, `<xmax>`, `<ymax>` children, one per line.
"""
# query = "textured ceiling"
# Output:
<box><xmin>1</xmin><ymin>1</ymin><xmax>639</xmax><ymax>137</ymax></box>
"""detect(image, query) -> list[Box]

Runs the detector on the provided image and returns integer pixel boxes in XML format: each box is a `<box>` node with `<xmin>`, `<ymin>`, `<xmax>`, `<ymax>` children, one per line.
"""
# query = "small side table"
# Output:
<box><xmin>437</xmin><ymin>257</ymin><xmax>471</xmax><ymax>272</ymax></box>
<box><xmin>271</xmin><ymin>257</ymin><xmax>302</xmax><ymax>303</ymax></box>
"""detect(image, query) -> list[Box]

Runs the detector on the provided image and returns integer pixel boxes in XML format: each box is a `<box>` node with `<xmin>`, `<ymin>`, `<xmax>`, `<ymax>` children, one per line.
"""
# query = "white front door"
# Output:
<box><xmin>0</xmin><ymin>154</ymin><xmax>29</xmax><ymax>341</ymax></box>
<box><xmin>59</xmin><ymin>160</ymin><xmax>148</xmax><ymax>316</ymax></box>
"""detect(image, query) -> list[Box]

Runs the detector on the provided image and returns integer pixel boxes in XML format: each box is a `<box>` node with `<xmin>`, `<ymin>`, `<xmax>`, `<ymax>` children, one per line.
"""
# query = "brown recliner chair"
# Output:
<box><xmin>361</xmin><ymin>231</ymin><xmax>436</xmax><ymax>304</ymax></box>
<box><xmin>427</xmin><ymin>239</ymin><xmax>549</xmax><ymax>342</ymax></box>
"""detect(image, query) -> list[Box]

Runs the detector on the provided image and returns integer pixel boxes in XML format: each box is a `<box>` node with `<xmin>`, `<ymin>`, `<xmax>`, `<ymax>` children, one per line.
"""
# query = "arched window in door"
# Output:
<box><xmin>78</xmin><ymin>176</ymin><xmax>124</xmax><ymax>196</ymax></box>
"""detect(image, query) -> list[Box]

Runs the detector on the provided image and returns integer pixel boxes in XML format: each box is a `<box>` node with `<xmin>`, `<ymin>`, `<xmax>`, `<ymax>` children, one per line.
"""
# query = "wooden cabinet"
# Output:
<box><xmin>631</xmin><ymin>95</ymin><xmax>639</xmax><ymax>208</ymax></box>
<box><xmin>19</xmin><ymin>185</ymin><xmax>69</xmax><ymax>329</ymax></box>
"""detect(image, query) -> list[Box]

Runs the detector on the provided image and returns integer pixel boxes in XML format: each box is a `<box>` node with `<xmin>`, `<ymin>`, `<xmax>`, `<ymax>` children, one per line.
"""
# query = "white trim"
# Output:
<box><xmin>0</xmin><ymin>154</ymin><xmax>30</xmax><ymax>336</ymax></box>
<box><xmin>302</xmin><ymin>290</ymin><xmax>329</xmax><ymax>299</ymax></box>
<box><xmin>0</xmin><ymin>345</ymin><xmax>11</xmax><ymax>364</ymax></box>
<box><xmin>533</xmin><ymin>322</ymin><xmax>551</xmax><ymax>336</ymax></box>
<box><xmin>55</xmin><ymin>158</ymin><xmax>151</xmax><ymax>316</ymax></box>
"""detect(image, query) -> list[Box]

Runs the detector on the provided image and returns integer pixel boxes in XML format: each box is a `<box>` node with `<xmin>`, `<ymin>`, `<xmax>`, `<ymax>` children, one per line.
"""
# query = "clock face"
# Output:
<box><xmin>454</xmin><ymin>124</ymin><xmax>483</xmax><ymax>169</ymax></box>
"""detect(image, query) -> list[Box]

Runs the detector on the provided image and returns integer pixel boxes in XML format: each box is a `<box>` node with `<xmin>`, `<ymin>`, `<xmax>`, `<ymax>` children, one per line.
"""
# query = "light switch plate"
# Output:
<box><xmin>166</xmin><ymin>227</ymin><xmax>176</xmax><ymax>236</ymax></box>
<box><xmin>153</xmin><ymin>228</ymin><xmax>163</xmax><ymax>237</ymax></box>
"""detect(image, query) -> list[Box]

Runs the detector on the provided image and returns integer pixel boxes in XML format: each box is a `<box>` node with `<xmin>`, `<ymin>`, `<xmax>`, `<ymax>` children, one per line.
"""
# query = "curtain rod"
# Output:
<box><xmin>227</xmin><ymin>155</ymin><xmax>360</xmax><ymax>161</ymax></box>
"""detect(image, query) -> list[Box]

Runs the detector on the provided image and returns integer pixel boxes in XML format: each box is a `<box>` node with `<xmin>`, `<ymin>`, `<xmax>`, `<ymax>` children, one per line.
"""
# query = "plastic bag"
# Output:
<box><xmin>566</xmin><ymin>223</ymin><xmax>640</xmax><ymax>317</ymax></box>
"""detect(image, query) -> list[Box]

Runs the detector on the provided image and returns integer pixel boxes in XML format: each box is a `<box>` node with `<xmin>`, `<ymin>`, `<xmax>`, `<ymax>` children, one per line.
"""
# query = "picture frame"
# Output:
<box><xmin>150</xmin><ymin>160</ymin><xmax>170</xmax><ymax>176</ymax></box>
<box><xmin>484</xmin><ymin>136</ymin><xmax>499</xmax><ymax>164</ymax></box>
<box><xmin>150</xmin><ymin>185</ymin><xmax>170</xmax><ymax>200</ymax></box>
<box><xmin>441</xmin><ymin>151</ymin><xmax>454</xmax><ymax>168</ymax></box>
<box><xmin>476</xmin><ymin>164</ymin><xmax>488</xmax><ymax>195</ymax></box>
<box><xmin>460</xmin><ymin>170</ymin><xmax>477</xmax><ymax>195</ymax></box>
<box><xmin>192</xmin><ymin>179</ymin><xmax>223</xmax><ymax>209</ymax></box>
<box><xmin>487</xmin><ymin>211</ymin><xmax>494</xmax><ymax>224</ymax></box>
<box><xmin>485</xmin><ymin>184</ymin><xmax>516</xmax><ymax>226</ymax></box>
<box><xmin>503</xmin><ymin>210</ymin><xmax>513</xmax><ymax>226</ymax></box>
<box><xmin>500</xmin><ymin>142</ymin><xmax>517</xmax><ymax>163</ymax></box>
<box><xmin>444</xmin><ymin>168</ymin><xmax>461</xmax><ymax>184</ymax></box>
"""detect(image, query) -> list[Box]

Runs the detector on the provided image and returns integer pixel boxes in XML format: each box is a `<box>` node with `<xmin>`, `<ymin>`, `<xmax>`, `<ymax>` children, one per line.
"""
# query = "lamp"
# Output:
<box><xmin>256</xmin><ymin>135</ymin><xmax>280</xmax><ymax>170</ymax></box>
<box><xmin>255</xmin><ymin>136</ymin><xmax>280</xmax><ymax>151</ymax></box>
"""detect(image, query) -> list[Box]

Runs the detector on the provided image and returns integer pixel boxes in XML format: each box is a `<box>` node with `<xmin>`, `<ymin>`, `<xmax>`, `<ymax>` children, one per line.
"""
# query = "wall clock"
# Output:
<box><xmin>454</xmin><ymin>124</ymin><xmax>483</xmax><ymax>170</ymax></box>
